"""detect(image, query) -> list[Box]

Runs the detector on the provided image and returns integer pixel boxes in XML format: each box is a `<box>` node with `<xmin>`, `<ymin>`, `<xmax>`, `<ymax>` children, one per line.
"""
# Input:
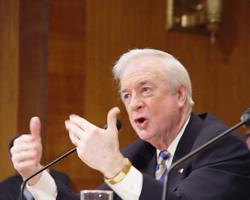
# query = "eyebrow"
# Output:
<box><xmin>120</xmin><ymin>81</ymin><xmax>150</xmax><ymax>94</ymax></box>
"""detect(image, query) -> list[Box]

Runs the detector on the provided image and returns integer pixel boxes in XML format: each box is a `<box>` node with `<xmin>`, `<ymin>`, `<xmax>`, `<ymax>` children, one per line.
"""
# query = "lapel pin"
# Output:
<box><xmin>178</xmin><ymin>168</ymin><xmax>184</xmax><ymax>174</ymax></box>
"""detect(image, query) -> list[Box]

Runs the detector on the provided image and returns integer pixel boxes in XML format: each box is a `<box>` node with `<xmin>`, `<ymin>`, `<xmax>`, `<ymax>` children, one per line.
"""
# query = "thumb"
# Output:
<box><xmin>107</xmin><ymin>107</ymin><xmax>120</xmax><ymax>132</ymax></box>
<box><xmin>29</xmin><ymin>116</ymin><xmax>41</xmax><ymax>140</ymax></box>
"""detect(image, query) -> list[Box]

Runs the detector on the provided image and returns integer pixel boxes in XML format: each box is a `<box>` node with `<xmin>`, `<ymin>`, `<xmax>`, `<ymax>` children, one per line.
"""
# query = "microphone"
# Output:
<box><xmin>161</xmin><ymin>108</ymin><xmax>250</xmax><ymax>200</ymax></box>
<box><xmin>240</xmin><ymin>108</ymin><xmax>250</xmax><ymax>126</ymax></box>
<box><xmin>19</xmin><ymin>119</ymin><xmax>122</xmax><ymax>200</ymax></box>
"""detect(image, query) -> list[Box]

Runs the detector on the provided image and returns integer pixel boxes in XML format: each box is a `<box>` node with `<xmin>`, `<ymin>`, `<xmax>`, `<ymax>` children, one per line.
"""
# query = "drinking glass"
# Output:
<box><xmin>80</xmin><ymin>190</ymin><xmax>113</xmax><ymax>200</ymax></box>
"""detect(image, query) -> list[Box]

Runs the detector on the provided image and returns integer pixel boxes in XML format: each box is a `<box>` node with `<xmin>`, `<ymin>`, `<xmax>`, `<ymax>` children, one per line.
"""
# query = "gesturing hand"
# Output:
<box><xmin>10</xmin><ymin>117</ymin><xmax>43</xmax><ymax>185</ymax></box>
<box><xmin>65</xmin><ymin>107</ymin><xmax>127</xmax><ymax>178</ymax></box>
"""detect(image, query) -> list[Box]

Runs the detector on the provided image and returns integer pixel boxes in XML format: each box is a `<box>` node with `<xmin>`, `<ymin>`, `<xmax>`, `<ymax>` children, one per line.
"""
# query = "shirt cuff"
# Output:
<box><xmin>27</xmin><ymin>170</ymin><xmax>57</xmax><ymax>200</ymax></box>
<box><xmin>106</xmin><ymin>166</ymin><xmax>142</xmax><ymax>200</ymax></box>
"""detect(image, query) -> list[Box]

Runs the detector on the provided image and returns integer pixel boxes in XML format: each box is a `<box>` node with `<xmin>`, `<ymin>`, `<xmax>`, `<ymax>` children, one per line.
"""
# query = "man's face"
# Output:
<box><xmin>119</xmin><ymin>57</ymin><xmax>185</xmax><ymax>145</ymax></box>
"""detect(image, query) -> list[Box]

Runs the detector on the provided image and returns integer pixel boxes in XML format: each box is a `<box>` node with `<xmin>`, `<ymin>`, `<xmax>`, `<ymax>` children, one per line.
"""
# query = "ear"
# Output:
<box><xmin>176</xmin><ymin>85</ymin><xmax>187</xmax><ymax>107</ymax></box>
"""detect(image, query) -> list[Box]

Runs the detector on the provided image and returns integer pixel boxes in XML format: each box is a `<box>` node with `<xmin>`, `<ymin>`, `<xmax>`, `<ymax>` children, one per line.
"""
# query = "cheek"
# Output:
<box><xmin>150</xmin><ymin>97</ymin><xmax>179</xmax><ymax>122</ymax></box>
<box><xmin>126</xmin><ymin>108</ymin><xmax>134</xmax><ymax>125</ymax></box>
<box><xmin>148</xmin><ymin>97</ymin><xmax>172</xmax><ymax>115</ymax></box>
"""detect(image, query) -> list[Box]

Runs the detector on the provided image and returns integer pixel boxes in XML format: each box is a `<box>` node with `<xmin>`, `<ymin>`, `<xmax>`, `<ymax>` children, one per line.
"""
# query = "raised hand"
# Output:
<box><xmin>65</xmin><ymin>107</ymin><xmax>127</xmax><ymax>178</ymax></box>
<box><xmin>10</xmin><ymin>117</ymin><xmax>43</xmax><ymax>184</ymax></box>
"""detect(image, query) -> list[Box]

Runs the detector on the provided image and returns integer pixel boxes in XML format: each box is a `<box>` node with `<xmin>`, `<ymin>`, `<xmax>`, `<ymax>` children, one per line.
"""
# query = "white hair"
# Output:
<box><xmin>112</xmin><ymin>48</ymin><xmax>194</xmax><ymax>107</ymax></box>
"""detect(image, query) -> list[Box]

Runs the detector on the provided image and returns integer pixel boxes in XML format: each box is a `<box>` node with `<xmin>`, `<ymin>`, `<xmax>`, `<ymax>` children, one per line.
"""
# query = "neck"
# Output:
<box><xmin>155</xmin><ymin>106</ymin><xmax>191</xmax><ymax>150</ymax></box>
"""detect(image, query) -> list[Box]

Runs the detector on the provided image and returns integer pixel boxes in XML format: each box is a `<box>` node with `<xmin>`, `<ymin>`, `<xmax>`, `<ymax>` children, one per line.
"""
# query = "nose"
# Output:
<box><xmin>129</xmin><ymin>93</ymin><xmax>144</xmax><ymax>111</ymax></box>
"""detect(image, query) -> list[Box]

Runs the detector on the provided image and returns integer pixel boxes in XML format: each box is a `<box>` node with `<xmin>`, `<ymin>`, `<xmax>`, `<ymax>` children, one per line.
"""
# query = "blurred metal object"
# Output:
<box><xmin>206</xmin><ymin>0</ymin><xmax>222</xmax><ymax>43</ymax></box>
<box><xmin>166</xmin><ymin>0</ymin><xmax>223</xmax><ymax>43</ymax></box>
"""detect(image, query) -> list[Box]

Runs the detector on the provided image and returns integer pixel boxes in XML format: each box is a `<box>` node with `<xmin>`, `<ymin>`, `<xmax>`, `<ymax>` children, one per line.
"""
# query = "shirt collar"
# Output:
<box><xmin>157</xmin><ymin>115</ymin><xmax>191</xmax><ymax>169</ymax></box>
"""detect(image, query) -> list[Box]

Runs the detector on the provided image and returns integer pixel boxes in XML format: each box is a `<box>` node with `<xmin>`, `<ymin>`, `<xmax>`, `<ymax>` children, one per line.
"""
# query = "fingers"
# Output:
<box><xmin>69</xmin><ymin>114</ymin><xmax>96</xmax><ymax>132</ymax></box>
<box><xmin>107</xmin><ymin>107</ymin><xmax>120</xmax><ymax>132</ymax></box>
<box><xmin>11</xmin><ymin>145</ymin><xmax>39</xmax><ymax>168</ymax></box>
<box><xmin>10</xmin><ymin>134</ymin><xmax>42</xmax><ymax>179</ymax></box>
<box><xmin>11</xmin><ymin>135</ymin><xmax>40</xmax><ymax>160</ymax></box>
<box><xmin>65</xmin><ymin>107</ymin><xmax>121</xmax><ymax>149</ymax></box>
<box><xmin>65</xmin><ymin>114</ymin><xmax>99</xmax><ymax>144</ymax></box>
<box><xmin>65</xmin><ymin>120</ymin><xmax>85</xmax><ymax>146</ymax></box>
<box><xmin>65</xmin><ymin>107</ymin><xmax>120</xmax><ymax>140</ymax></box>
<box><xmin>30</xmin><ymin>116</ymin><xmax>41</xmax><ymax>141</ymax></box>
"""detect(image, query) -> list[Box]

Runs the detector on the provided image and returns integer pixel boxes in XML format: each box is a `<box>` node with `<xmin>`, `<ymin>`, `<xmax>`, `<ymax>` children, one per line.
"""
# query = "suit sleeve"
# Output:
<box><xmin>55</xmin><ymin>181</ymin><xmax>79</xmax><ymax>200</ymax></box>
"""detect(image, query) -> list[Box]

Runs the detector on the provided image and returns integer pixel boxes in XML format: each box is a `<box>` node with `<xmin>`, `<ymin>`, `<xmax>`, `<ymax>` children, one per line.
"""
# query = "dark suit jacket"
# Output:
<box><xmin>0</xmin><ymin>169</ymin><xmax>70</xmax><ymax>200</ymax></box>
<box><xmin>55</xmin><ymin>113</ymin><xmax>250</xmax><ymax>199</ymax></box>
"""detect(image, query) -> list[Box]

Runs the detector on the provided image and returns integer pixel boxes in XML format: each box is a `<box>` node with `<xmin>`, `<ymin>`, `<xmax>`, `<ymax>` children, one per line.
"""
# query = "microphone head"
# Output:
<box><xmin>116</xmin><ymin>119</ymin><xmax>122</xmax><ymax>130</ymax></box>
<box><xmin>103</xmin><ymin>119</ymin><xmax>122</xmax><ymax>130</ymax></box>
<box><xmin>240</xmin><ymin>108</ymin><xmax>250</xmax><ymax>126</ymax></box>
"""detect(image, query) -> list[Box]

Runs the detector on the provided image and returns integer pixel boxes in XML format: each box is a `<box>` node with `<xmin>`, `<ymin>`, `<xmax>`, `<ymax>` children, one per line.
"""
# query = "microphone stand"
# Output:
<box><xmin>19</xmin><ymin>147</ymin><xmax>76</xmax><ymax>200</ymax></box>
<box><xmin>162</xmin><ymin>109</ymin><xmax>250</xmax><ymax>200</ymax></box>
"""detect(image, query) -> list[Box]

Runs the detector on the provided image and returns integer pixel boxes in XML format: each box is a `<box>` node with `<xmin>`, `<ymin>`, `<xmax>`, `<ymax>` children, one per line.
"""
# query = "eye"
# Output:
<box><xmin>141</xmin><ymin>86</ymin><xmax>152</xmax><ymax>96</ymax></box>
<box><xmin>121</xmin><ymin>92</ymin><xmax>131</xmax><ymax>103</ymax></box>
<box><xmin>142</xmin><ymin>87</ymin><xmax>150</xmax><ymax>92</ymax></box>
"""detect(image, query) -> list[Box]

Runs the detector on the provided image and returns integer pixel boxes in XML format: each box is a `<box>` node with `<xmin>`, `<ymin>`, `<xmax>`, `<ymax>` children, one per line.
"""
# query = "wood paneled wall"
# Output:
<box><xmin>46</xmin><ymin>0</ymin><xmax>89</xmax><ymax>190</ymax></box>
<box><xmin>18</xmin><ymin>0</ymin><xmax>48</xmax><ymax>137</ymax></box>
<box><xmin>0</xmin><ymin>0</ymin><xmax>19</xmax><ymax>179</ymax></box>
<box><xmin>0</xmin><ymin>0</ymin><xmax>48</xmax><ymax>180</ymax></box>
<box><xmin>0</xmin><ymin>0</ymin><xmax>249</xmax><ymax>193</ymax></box>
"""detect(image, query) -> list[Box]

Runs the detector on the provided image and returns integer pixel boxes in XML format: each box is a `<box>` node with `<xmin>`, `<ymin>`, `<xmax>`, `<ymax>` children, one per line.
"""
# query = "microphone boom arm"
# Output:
<box><xmin>19</xmin><ymin>147</ymin><xmax>77</xmax><ymax>200</ymax></box>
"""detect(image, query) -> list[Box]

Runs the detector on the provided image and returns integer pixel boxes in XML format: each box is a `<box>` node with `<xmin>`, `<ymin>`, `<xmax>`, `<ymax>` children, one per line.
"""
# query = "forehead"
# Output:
<box><xmin>120</xmin><ymin>56</ymin><xmax>166</xmax><ymax>90</ymax></box>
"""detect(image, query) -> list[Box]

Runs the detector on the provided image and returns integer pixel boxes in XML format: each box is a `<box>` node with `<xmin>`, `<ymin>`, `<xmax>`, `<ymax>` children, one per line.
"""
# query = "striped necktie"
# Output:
<box><xmin>155</xmin><ymin>151</ymin><xmax>170</xmax><ymax>182</ymax></box>
<box><xmin>24</xmin><ymin>190</ymin><xmax>34</xmax><ymax>200</ymax></box>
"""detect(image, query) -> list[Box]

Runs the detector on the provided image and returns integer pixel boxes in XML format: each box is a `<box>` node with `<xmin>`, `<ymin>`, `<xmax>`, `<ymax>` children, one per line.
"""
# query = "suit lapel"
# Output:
<box><xmin>168</xmin><ymin>114</ymin><xmax>203</xmax><ymax>191</ymax></box>
<box><xmin>124</xmin><ymin>140</ymin><xmax>157</xmax><ymax>177</ymax></box>
<box><xmin>172</xmin><ymin>114</ymin><xmax>203</xmax><ymax>163</ymax></box>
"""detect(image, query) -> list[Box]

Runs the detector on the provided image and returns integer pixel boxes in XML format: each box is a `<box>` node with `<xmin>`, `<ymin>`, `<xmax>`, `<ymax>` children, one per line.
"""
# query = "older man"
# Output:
<box><xmin>11</xmin><ymin>49</ymin><xmax>250</xmax><ymax>200</ymax></box>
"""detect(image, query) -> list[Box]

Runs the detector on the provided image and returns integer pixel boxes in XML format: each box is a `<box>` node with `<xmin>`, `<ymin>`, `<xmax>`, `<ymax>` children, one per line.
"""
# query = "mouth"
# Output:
<box><xmin>134</xmin><ymin>117</ymin><xmax>148</xmax><ymax>129</ymax></box>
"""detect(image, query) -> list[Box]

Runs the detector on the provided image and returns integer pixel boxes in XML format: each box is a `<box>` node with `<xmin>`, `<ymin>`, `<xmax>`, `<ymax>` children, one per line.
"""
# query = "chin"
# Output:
<box><xmin>137</xmin><ymin>129</ymin><xmax>155</xmax><ymax>141</ymax></box>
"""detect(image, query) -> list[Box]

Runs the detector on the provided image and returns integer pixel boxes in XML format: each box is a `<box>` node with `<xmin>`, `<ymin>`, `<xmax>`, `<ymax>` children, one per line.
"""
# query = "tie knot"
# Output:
<box><xmin>158</xmin><ymin>151</ymin><xmax>170</xmax><ymax>164</ymax></box>
<box><xmin>159</xmin><ymin>151</ymin><xmax>169</xmax><ymax>160</ymax></box>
